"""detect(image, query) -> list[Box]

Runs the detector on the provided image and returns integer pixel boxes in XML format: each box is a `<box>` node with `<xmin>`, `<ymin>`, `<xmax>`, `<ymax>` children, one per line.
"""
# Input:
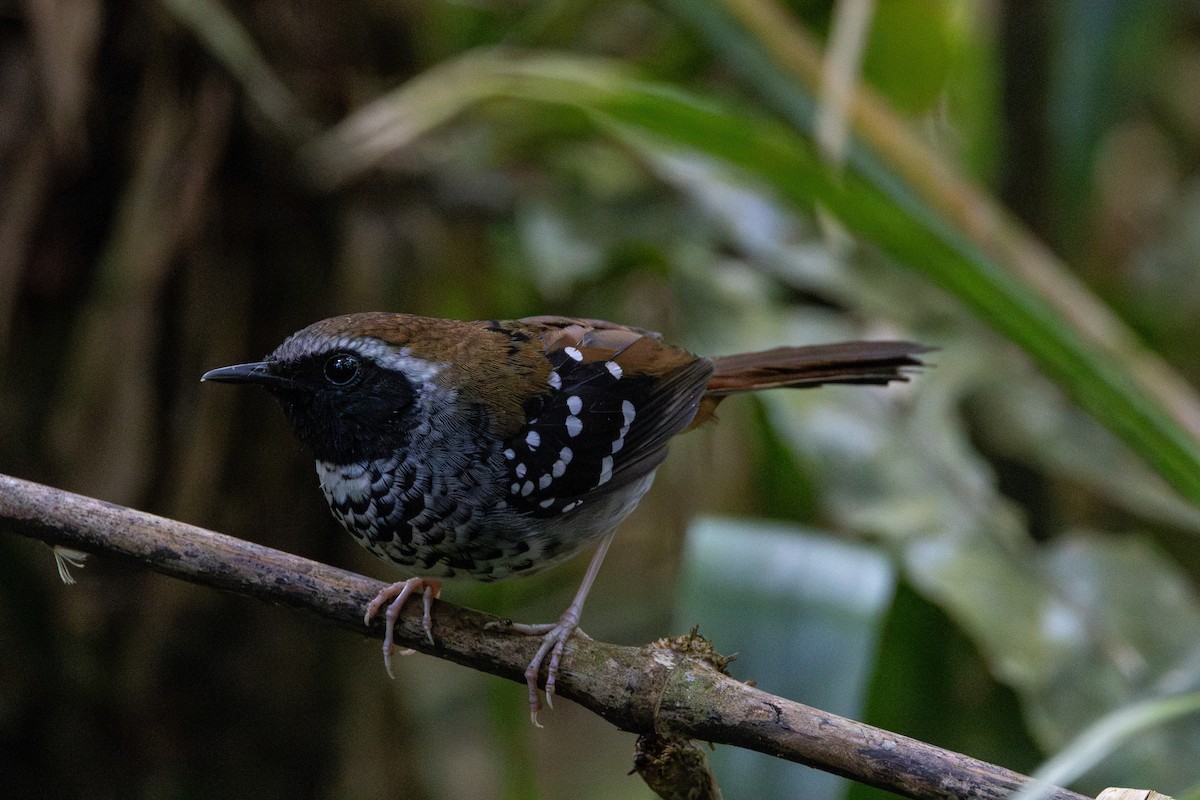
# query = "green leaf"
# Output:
<box><xmin>675</xmin><ymin>517</ymin><xmax>895</xmax><ymax>800</ymax></box>
<box><xmin>761</xmin><ymin>349</ymin><xmax>1200</xmax><ymax>789</ymax></box>
<box><xmin>1016</xmin><ymin>692</ymin><xmax>1200</xmax><ymax>800</ymax></box>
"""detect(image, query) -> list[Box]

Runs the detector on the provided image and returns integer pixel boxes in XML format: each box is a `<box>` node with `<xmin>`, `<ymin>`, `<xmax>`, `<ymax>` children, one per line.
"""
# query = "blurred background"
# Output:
<box><xmin>4</xmin><ymin>1</ymin><xmax>1200</xmax><ymax>798</ymax></box>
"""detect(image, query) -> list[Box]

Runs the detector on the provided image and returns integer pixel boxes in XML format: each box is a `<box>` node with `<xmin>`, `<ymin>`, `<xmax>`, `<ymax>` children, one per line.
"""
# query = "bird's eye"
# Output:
<box><xmin>324</xmin><ymin>354</ymin><xmax>361</xmax><ymax>386</ymax></box>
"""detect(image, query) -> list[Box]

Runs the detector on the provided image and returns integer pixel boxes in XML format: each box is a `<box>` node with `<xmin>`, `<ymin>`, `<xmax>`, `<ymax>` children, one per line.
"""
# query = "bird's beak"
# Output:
<box><xmin>201</xmin><ymin>361</ymin><xmax>289</xmax><ymax>388</ymax></box>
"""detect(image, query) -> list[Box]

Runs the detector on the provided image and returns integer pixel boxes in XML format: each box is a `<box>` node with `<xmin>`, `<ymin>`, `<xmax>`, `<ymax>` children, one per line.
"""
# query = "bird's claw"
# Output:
<box><xmin>521</xmin><ymin>612</ymin><xmax>583</xmax><ymax>726</ymax></box>
<box><xmin>364</xmin><ymin>577</ymin><xmax>442</xmax><ymax>678</ymax></box>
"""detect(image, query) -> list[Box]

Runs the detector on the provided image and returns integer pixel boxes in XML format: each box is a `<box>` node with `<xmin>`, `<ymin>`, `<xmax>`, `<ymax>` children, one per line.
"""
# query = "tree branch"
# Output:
<box><xmin>0</xmin><ymin>472</ymin><xmax>1086</xmax><ymax>800</ymax></box>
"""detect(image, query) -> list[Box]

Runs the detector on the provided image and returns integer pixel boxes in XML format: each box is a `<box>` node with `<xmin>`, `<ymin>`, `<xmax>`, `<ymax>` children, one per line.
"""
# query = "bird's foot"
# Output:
<box><xmin>518</xmin><ymin>607</ymin><xmax>586</xmax><ymax>727</ymax></box>
<box><xmin>364</xmin><ymin>577</ymin><xmax>442</xmax><ymax>678</ymax></box>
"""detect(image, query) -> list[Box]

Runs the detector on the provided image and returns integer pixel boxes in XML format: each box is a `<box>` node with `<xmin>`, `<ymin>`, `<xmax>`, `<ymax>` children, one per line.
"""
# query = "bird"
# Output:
<box><xmin>202</xmin><ymin>312</ymin><xmax>928</xmax><ymax>721</ymax></box>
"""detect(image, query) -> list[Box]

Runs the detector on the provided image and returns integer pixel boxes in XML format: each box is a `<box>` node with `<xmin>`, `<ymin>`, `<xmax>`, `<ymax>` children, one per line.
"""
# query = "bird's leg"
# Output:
<box><xmin>518</xmin><ymin>531</ymin><xmax>615</xmax><ymax>725</ymax></box>
<box><xmin>364</xmin><ymin>577</ymin><xmax>442</xmax><ymax>677</ymax></box>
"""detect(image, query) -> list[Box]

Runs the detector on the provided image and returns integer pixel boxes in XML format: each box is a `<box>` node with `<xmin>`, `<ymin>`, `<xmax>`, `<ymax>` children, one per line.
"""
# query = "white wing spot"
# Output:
<box><xmin>563</xmin><ymin>500</ymin><xmax>581</xmax><ymax>512</ymax></box>
<box><xmin>511</xmin><ymin>482</ymin><xmax>521</xmax><ymax>494</ymax></box>
<box><xmin>567</xmin><ymin>395</ymin><xmax>583</xmax><ymax>415</ymax></box>
<box><xmin>539</xmin><ymin>474</ymin><xmax>553</xmax><ymax>490</ymax></box>
<box><xmin>564</xmin><ymin>346</ymin><xmax>583</xmax><ymax>362</ymax></box>
<box><xmin>548</xmin><ymin>371</ymin><xmax>562</xmax><ymax>390</ymax></box>
<box><xmin>515</xmin><ymin>463</ymin><xmax>527</xmax><ymax>478</ymax></box>
<box><xmin>552</xmin><ymin>460</ymin><xmax>566</xmax><ymax>478</ymax></box>
<box><xmin>503</xmin><ymin>448</ymin><xmax>516</xmax><ymax>460</ymax></box>
<box><xmin>522</xmin><ymin>481</ymin><xmax>535</xmax><ymax>496</ymax></box>
<box><xmin>566</xmin><ymin>415</ymin><xmax>583</xmax><ymax>437</ymax></box>
<box><xmin>605</xmin><ymin>361</ymin><xmax>623</xmax><ymax>379</ymax></box>
<box><xmin>560</xmin><ymin>446</ymin><xmax>573</xmax><ymax>464</ymax></box>
<box><xmin>611</xmin><ymin>437</ymin><xmax>624</xmax><ymax>453</ymax></box>
<box><xmin>539</xmin><ymin>498</ymin><xmax>556</xmax><ymax>508</ymax></box>
<box><xmin>598</xmin><ymin>455</ymin><xmax>614</xmax><ymax>486</ymax></box>
<box><xmin>526</xmin><ymin>430</ymin><xmax>541</xmax><ymax>449</ymax></box>
<box><xmin>622</xmin><ymin>400</ymin><xmax>636</xmax><ymax>426</ymax></box>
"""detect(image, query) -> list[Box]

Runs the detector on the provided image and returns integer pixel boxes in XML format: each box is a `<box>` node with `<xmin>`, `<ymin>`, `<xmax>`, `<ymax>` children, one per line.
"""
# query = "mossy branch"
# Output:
<box><xmin>1</xmin><ymin>472</ymin><xmax>1086</xmax><ymax>800</ymax></box>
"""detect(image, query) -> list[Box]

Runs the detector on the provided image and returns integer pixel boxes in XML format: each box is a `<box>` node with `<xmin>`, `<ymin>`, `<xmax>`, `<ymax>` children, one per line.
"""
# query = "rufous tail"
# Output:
<box><xmin>706</xmin><ymin>340</ymin><xmax>930</xmax><ymax>395</ymax></box>
<box><xmin>694</xmin><ymin>340</ymin><xmax>930</xmax><ymax>424</ymax></box>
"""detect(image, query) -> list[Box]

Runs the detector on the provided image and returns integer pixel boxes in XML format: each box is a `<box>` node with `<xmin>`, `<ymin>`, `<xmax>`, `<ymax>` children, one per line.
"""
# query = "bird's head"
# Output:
<box><xmin>202</xmin><ymin>314</ymin><xmax>458</xmax><ymax>464</ymax></box>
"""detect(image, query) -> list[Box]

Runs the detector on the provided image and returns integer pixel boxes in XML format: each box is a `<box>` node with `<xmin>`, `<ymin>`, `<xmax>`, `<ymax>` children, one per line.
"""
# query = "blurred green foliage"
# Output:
<box><xmin>4</xmin><ymin>1</ymin><xmax>1200</xmax><ymax>799</ymax></box>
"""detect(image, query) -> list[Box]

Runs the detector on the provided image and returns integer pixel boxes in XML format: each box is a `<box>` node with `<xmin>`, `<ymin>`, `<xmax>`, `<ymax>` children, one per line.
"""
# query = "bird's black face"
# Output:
<box><xmin>203</xmin><ymin>349</ymin><xmax>417</xmax><ymax>464</ymax></box>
